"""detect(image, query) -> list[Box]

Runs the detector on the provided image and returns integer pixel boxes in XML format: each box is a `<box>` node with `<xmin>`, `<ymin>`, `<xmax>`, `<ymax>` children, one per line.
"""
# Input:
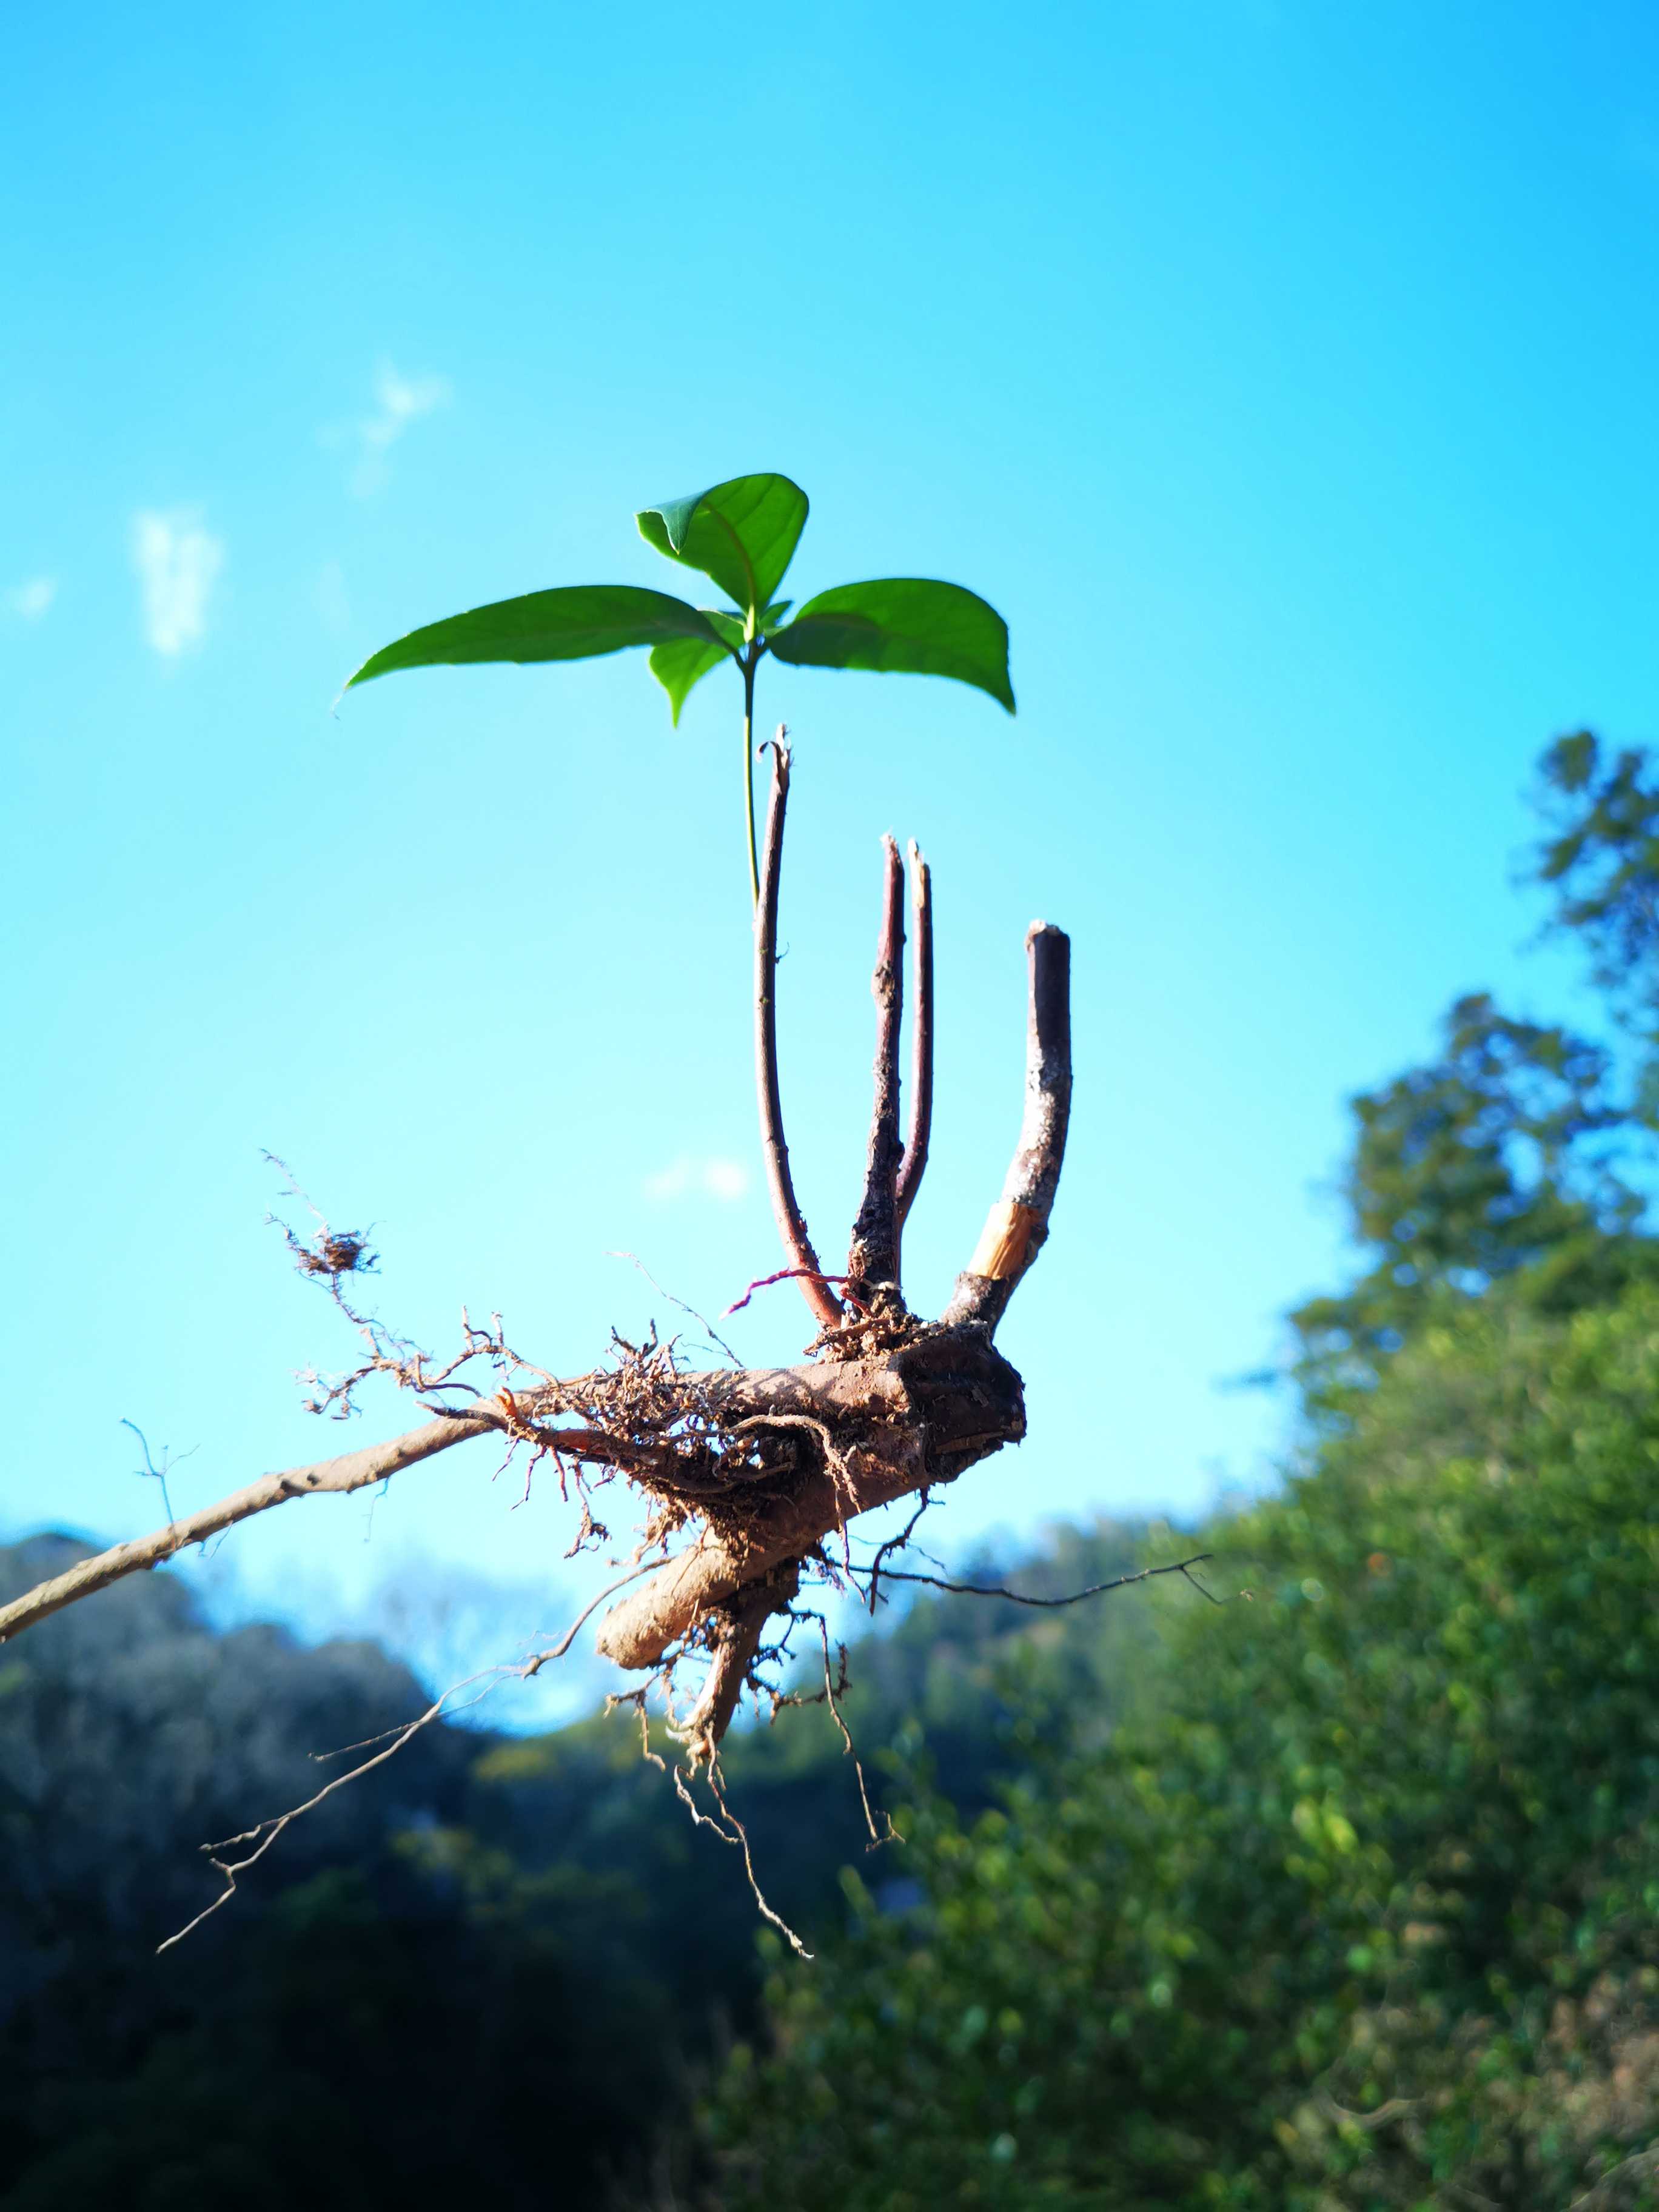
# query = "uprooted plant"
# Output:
<box><xmin>4</xmin><ymin>472</ymin><xmax>1205</xmax><ymax>1943</ymax></box>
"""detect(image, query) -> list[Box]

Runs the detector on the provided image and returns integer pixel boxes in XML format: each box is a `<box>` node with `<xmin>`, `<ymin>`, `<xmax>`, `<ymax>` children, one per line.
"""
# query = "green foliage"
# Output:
<box><xmin>1289</xmin><ymin>991</ymin><xmax>1651</xmax><ymax>1404</ymax></box>
<box><xmin>0</xmin><ymin>1520</ymin><xmax>1168</xmax><ymax>2210</ymax></box>
<box><xmin>1278</xmin><ymin>729</ymin><xmax>1659</xmax><ymax>1413</ymax></box>
<box><xmin>344</xmin><ymin>468</ymin><xmax>1014</xmax><ymax>893</ymax></box>
<box><xmin>648</xmin><ymin>631</ymin><xmax>732</xmax><ymax>725</ymax></box>
<box><xmin>346</xmin><ymin>468</ymin><xmax>1012</xmax><ymax>719</ymax></box>
<box><xmin>1536</xmin><ymin>731</ymin><xmax>1659</xmax><ymax>1054</ymax></box>
<box><xmin>341</xmin><ymin>582</ymin><xmax>724</xmax><ymax>688</ymax></box>
<box><xmin>635</xmin><ymin>472</ymin><xmax>809</xmax><ymax>618</ymax></box>
<box><xmin>705</xmin><ymin>1282</ymin><xmax>1659</xmax><ymax>2208</ymax></box>
<box><xmin>0</xmin><ymin>1537</ymin><xmax>658</xmax><ymax>2210</ymax></box>
<box><xmin>769</xmin><ymin>577</ymin><xmax>1015</xmax><ymax>711</ymax></box>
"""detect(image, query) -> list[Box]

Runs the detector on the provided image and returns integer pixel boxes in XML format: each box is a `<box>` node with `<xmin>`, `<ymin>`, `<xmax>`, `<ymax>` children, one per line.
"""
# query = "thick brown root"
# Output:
<box><xmin>675</xmin><ymin>1561</ymin><xmax>802</xmax><ymax>1768</ymax></box>
<box><xmin>595</xmin><ymin>1323</ymin><xmax>1024</xmax><ymax>1671</ymax></box>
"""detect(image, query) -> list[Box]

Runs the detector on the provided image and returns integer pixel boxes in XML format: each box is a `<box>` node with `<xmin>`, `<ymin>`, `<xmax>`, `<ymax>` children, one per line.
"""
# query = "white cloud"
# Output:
<box><xmin>643</xmin><ymin>1156</ymin><xmax>751</xmax><ymax>1204</ymax></box>
<box><xmin>702</xmin><ymin>1159</ymin><xmax>751</xmax><ymax>1201</ymax></box>
<box><xmin>361</xmin><ymin>360</ymin><xmax>451</xmax><ymax>451</ymax></box>
<box><xmin>5</xmin><ymin>577</ymin><xmax>56</xmax><ymax>622</ymax></box>
<box><xmin>132</xmin><ymin>509</ymin><xmax>224</xmax><ymax>657</ymax></box>
<box><xmin>328</xmin><ymin>360</ymin><xmax>452</xmax><ymax>497</ymax></box>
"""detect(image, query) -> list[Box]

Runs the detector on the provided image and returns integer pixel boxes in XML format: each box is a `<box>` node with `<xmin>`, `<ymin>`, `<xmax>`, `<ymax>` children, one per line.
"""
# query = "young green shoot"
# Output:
<box><xmin>343</xmin><ymin>471</ymin><xmax>1016</xmax><ymax>902</ymax></box>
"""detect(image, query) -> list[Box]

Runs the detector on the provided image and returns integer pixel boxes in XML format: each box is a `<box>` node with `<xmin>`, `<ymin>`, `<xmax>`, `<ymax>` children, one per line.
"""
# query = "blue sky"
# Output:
<box><xmin>5</xmin><ymin>1</ymin><xmax>1658</xmax><ymax>1715</ymax></box>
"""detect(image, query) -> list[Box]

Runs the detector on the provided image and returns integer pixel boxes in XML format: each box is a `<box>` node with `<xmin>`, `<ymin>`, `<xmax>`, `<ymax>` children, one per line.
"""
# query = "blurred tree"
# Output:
<box><xmin>0</xmin><ymin>1518</ymin><xmax>1171</xmax><ymax>2210</ymax></box>
<box><xmin>0</xmin><ymin>1538</ymin><xmax>655</xmax><ymax>2210</ymax></box>
<box><xmin>1281</xmin><ymin>730</ymin><xmax>1659</xmax><ymax>1407</ymax></box>
<box><xmin>1535</xmin><ymin>731</ymin><xmax>1659</xmax><ymax>1065</ymax></box>
<box><xmin>703</xmin><ymin>1282</ymin><xmax>1659</xmax><ymax>2209</ymax></box>
<box><xmin>1289</xmin><ymin>991</ymin><xmax>1649</xmax><ymax>1403</ymax></box>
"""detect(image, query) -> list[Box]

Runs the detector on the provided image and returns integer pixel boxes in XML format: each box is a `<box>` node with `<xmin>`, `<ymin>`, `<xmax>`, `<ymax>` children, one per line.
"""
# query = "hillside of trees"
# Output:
<box><xmin>0</xmin><ymin>1513</ymin><xmax>1170</xmax><ymax>2205</ymax></box>
<box><xmin>8</xmin><ymin>731</ymin><xmax>1659</xmax><ymax>2207</ymax></box>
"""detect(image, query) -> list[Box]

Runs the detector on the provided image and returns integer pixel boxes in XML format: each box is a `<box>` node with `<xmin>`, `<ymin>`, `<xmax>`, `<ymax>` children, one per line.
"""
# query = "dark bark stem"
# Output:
<box><xmin>895</xmin><ymin>840</ymin><xmax>933</xmax><ymax>1229</ymax></box>
<box><xmin>754</xmin><ymin>740</ymin><xmax>845</xmax><ymax>1333</ymax></box>
<box><xmin>846</xmin><ymin>834</ymin><xmax>906</xmax><ymax>1307</ymax></box>
<box><xmin>940</xmin><ymin>922</ymin><xmax>1073</xmax><ymax>1336</ymax></box>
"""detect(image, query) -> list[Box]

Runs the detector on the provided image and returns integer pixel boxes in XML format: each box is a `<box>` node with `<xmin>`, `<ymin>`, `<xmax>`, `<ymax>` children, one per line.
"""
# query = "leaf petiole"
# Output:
<box><xmin>741</xmin><ymin>640</ymin><xmax>766</xmax><ymax>904</ymax></box>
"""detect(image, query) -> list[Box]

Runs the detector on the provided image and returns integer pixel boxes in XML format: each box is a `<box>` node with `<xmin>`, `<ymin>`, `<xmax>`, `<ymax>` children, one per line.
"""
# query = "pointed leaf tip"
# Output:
<box><xmin>343</xmin><ymin>585</ymin><xmax>724</xmax><ymax>689</ymax></box>
<box><xmin>649</xmin><ymin>634</ymin><xmax>732</xmax><ymax>724</ymax></box>
<box><xmin>768</xmin><ymin>578</ymin><xmax>1014</xmax><ymax>712</ymax></box>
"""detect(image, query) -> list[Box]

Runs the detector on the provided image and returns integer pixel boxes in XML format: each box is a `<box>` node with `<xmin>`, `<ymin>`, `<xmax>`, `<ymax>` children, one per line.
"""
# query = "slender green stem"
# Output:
<box><xmin>742</xmin><ymin>649</ymin><xmax>760</xmax><ymax>904</ymax></box>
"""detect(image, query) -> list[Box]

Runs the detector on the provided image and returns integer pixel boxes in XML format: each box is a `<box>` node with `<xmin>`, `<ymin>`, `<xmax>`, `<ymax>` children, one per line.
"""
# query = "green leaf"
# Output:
<box><xmin>636</xmin><ymin>474</ymin><xmax>809</xmax><ymax>620</ymax></box>
<box><xmin>768</xmin><ymin>578</ymin><xmax>1014</xmax><ymax>712</ymax></box>
<box><xmin>345</xmin><ymin>585</ymin><xmax>722</xmax><ymax>688</ymax></box>
<box><xmin>649</xmin><ymin>634</ymin><xmax>731</xmax><ymax>724</ymax></box>
<box><xmin>648</xmin><ymin>598</ymin><xmax>791</xmax><ymax>731</ymax></box>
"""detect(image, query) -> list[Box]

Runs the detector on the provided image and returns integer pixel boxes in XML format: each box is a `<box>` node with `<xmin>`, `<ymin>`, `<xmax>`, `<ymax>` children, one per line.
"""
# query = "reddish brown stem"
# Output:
<box><xmin>722</xmin><ymin>1267</ymin><xmax>868</xmax><ymax>1319</ymax></box>
<box><xmin>846</xmin><ymin>835</ymin><xmax>906</xmax><ymax>1307</ymax></box>
<box><xmin>895</xmin><ymin>840</ymin><xmax>933</xmax><ymax>1228</ymax></box>
<box><xmin>754</xmin><ymin>740</ymin><xmax>845</xmax><ymax>1334</ymax></box>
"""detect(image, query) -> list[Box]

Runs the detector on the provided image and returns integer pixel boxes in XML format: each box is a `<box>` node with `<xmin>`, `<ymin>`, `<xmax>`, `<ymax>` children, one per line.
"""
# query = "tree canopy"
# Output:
<box><xmin>706</xmin><ymin>1284</ymin><xmax>1659</xmax><ymax>2207</ymax></box>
